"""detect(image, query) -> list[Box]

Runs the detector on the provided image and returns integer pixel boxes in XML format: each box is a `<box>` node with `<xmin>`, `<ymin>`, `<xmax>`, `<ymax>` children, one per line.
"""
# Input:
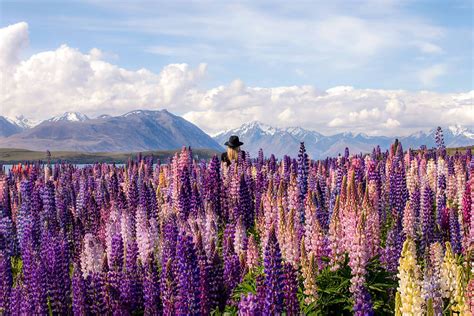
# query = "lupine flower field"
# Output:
<box><xmin>0</xmin><ymin>138</ymin><xmax>473</xmax><ymax>315</ymax></box>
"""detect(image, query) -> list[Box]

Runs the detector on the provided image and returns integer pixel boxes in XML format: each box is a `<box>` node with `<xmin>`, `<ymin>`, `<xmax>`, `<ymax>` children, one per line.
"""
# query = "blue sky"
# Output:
<box><xmin>0</xmin><ymin>1</ymin><xmax>472</xmax><ymax>135</ymax></box>
<box><xmin>2</xmin><ymin>0</ymin><xmax>472</xmax><ymax>92</ymax></box>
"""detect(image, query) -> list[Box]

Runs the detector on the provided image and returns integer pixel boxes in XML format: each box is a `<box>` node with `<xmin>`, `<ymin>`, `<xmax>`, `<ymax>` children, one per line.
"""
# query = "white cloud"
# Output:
<box><xmin>0</xmin><ymin>22</ymin><xmax>471</xmax><ymax>138</ymax></box>
<box><xmin>0</xmin><ymin>22</ymin><xmax>28</xmax><ymax>70</ymax></box>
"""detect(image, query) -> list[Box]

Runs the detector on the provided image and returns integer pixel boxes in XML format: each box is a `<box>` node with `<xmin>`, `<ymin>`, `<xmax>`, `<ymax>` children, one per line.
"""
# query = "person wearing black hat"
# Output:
<box><xmin>221</xmin><ymin>135</ymin><xmax>245</xmax><ymax>166</ymax></box>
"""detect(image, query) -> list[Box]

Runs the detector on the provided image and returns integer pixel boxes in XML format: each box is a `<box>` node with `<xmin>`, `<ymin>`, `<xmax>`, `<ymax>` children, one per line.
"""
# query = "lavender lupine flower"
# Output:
<box><xmin>383</xmin><ymin>215</ymin><xmax>403</xmax><ymax>274</ymax></box>
<box><xmin>238</xmin><ymin>293</ymin><xmax>259</xmax><ymax>315</ymax></box>
<box><xmin>421</xmin><ymin>244</ymin><xmax>443</xmax><ymax>315</ymax></box>
<box><xmin>262</xmin><ymin>227</ymin><xmax>284</xmax><ymax>315</ymax></box>
<box><xmin>175</xmin><ymin>232</ymin><xmax>201</xmax><ymax>315</ymax></box>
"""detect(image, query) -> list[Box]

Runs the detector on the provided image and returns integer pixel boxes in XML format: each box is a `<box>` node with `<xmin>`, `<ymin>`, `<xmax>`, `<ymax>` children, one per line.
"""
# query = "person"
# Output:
<box><xmin>221</xmin><ymin>135</ymin><xmax>245</xmax><ymax>166</ymax></box>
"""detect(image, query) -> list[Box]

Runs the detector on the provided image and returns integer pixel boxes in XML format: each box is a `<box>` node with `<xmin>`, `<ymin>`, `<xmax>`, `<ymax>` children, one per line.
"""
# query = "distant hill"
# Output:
<box><xmin>0</xmin><ymin>110</ymin><xmax>223</xmax><ymax>152</ymax></box>
<box><xmin>0</xmin><ymin>148</ymin><xmax>220</xmax><ymax>164</ymax></box>
<box><xmin>214</xmin><ymin>121</ymin><xmax>474</xmax><ymax>159</ymax></box>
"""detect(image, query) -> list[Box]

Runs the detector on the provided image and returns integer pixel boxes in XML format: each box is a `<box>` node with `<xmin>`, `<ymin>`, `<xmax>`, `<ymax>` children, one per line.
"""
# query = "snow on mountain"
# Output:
<box><xmin>214</xmin><ymin>121</ymin><xmax>474</xmax><ymax>159</ymax></box>
<box><xmin>48</xmin><ymin>112</ymin><xmax>90</xmax><ymax>123</ymax></box>
<box><xmin>0</xmin><ymin>110</ymin><xmax>223</xmax><ymax>152</ymax></box>
<box><xmin>448</xmin><ymin>124</ymin><xmax>474</xmax><ymax>139</ymax></box>
<box><xmin>6</xmin><ymin>115</ymin><xmax>39</xmax><ymax>129</ymax></box>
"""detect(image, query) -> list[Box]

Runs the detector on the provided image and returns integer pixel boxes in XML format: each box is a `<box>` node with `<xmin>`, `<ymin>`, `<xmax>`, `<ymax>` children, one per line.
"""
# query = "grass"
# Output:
<box><xmin>0</xmin><ymin>147</ymin><xmax>220</xmax><ymax>164</ymax></box>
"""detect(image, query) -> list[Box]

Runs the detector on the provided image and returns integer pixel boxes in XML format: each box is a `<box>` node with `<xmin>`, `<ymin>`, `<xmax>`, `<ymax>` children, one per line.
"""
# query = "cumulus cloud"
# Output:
<box><xmin>0</xmin><ymin>22</ymin><xmax>28</xmax><ymax>70</ymax></box>
<box><xmin>0</xmin><ymin>22</ymin><xmax>472</xmax><ymax>138</ymax></box>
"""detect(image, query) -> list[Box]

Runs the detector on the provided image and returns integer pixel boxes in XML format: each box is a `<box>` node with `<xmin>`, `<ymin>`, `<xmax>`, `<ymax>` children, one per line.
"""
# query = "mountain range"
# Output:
<box><xmin>0</xmin><ymin>111</ymin><xmax>472</xmax><ymax>159</ymax></box>
<box><xmin>214</xmin><ymin>121</ymin><xmax>474</xmax><ymax>159</ymax></box>
<box><xmin>0</xmin><ymin>110</ymin><xmax>223</xmax><ymax>152</ymax></box>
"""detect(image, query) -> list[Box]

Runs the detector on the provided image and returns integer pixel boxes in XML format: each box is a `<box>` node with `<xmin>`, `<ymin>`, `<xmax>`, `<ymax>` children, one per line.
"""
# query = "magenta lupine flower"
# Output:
<box><xmin>349</xmin><ymin>215</ymin><xmax>373</xmax><ymax>316</ymax></box>
<box><xmin>246</xmin><ymin>234</ymin><xmax>260</xmax><ymax>270</ymax></box>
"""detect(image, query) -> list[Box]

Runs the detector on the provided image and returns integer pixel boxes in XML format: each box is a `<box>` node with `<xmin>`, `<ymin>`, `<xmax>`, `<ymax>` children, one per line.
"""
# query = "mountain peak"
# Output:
<box><xmin>239</xmin><ymin>121</ymin><xmax>278</xmax><ymax>135</ymax></box>
<box><xmin>448</xmin><ymin>124</ymin><xmax>474</xmax><ymax>139</ymax></box>
<box><xmin>50</xmin><ymin>112</ymin><xmax>89</xmax><ymax>122</ymax></box>
<box><xmin>6</xmin><ymin>115</ymin><xmax>39</xmax><ymax>129</ymax></box>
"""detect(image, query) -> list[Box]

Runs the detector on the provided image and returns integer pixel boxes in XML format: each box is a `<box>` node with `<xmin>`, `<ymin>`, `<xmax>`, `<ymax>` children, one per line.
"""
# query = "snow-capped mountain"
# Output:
<box><xmin>0</xmin><ymin>110</ymin><xmax>223</xmax><ymax>152</ymax></box>
<box><xmin>48</xmin><ymin>112</ymin><xmax>90</xmax><ymax>123</ymax></box>
<box><xmin>6</xmin><ymin>115</ymin><xmax>39</xmax><ymax>129</ymax></box>
<box><xmin>214</xmin><ymin>121</ymin><xmax>474</xmax><ymax>159</ymax></box>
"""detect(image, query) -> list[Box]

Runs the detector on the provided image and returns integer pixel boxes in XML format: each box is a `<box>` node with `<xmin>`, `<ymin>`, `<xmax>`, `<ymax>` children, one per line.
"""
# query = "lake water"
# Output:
<box><xmin>1</xmin><ymin>163</ymin><xmax>127</xmax><ymax>174</ymax></box>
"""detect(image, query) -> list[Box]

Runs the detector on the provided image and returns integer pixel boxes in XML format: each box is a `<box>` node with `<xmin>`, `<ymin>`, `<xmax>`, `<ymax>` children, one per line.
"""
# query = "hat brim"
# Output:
<box><xmin>224</xmin><ymin>141</ymin><xmax>244</xmax><ymax>148</ymax></box>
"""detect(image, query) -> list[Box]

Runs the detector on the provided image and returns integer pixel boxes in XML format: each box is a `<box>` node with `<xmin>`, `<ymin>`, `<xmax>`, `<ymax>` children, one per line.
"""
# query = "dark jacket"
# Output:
<box><xmin>221</xmin><ymin>150</ymin><xmax>246</xmax><ymax>166</ymax></box>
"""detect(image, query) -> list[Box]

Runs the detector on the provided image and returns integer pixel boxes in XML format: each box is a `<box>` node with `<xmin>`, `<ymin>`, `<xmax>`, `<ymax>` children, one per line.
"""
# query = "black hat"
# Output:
<box><xmin>224</xmin><ymin>135</ymin><xmax>244</xmax><ymax>148</ymax></box>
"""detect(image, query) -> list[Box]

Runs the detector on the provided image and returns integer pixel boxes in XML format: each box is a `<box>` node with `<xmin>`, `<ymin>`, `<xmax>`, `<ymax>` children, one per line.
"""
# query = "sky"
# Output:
<box><xmin>0</xmin><ymin>0</ymin><xmax>473</xmax><ymax>136</ymax></box>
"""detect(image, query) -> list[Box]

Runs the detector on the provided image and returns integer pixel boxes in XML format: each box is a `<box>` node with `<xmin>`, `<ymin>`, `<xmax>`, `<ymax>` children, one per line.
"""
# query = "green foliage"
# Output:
<box><xmin>298</xmin><ymin>255</ymin><xmax>397</xmax><ymax>315</ymax></box>
<box><xmin>11</xmin><ymin>256</ymin><xmax>22</xmax><ymax>284</ymax></box>
<box><xmin>231</xmin><ymin>266</ymin><xmax>263</xmax><ymax>301</ymax></box>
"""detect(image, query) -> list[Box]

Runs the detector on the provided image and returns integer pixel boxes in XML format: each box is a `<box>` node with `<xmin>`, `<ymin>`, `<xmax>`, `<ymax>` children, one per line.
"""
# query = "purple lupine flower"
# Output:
<box><xmin>208</xmin><ymin>244</ymin><xmax>225</xmax><ymax>311</ymax></box>
<box><xmin>436</xmin><ymin>174</ymin><xmax>448</xmax><ymax>230</ymax></box>
<box><xmin>420</xmin><ymin>185</ymin><xmax>435</xmax><ymax>254</ymax></box>
<box><xmin>175</xmin><ymin>232</ymin><xmax>201</xmax><ymax>315</ymax></box>
<box><xmin>121</xmin><ymin>238</ymin><xmax>142</xmax><ymax>312</ymax></box>
<box><xmin>41</xmin><ymin>231</ymin><xmax>70</xmax><ymax>314</ymax></box>
<box><xmin>196</xmin><ymin>234</ymin><xmax>211</xmax><ymax>315</ymax></box>
<box><xmin>448</xmin><ymin>207</ymin><xmax>462</xmax><ymax>254</ymax></box>
<box><xmin>21</xmin><ymin>220</ymin><xmax>47</xmax><ymax>315</ymax></box>
<box><xmin>282</xmin><ymin>262</ymin><xmax>299</xmax><ymax>315</ymax></box>
<box><xmin>238</xmin><ymin>175</ymin><xmax>254</xmax><ymax>229</ymax></box>
<box><xmin>238</xmin><ymin>293</ymin><xmax>259</xmax><ymax>315</ymax></box>
<box><xmin>143</xmin><ymin>257</ymin><xmax>161</xmax><ymax>316</ymax></box>
<box><xmin>223</xmin><ymin>236</ymin><xmax>241</xmax><ymax>305</ymax></box>
<box><xmin>297</xmin><ymin>142</ymin><xmax>309</xmax><ymax>223</ymax></box>
<box><xmin>262</xmin><ymin>227</ymin><xmax>284</xmax><ymax>314</ymax></box>
<box><xmin>72</xmin><ymin>263</ymin><xmax>87</xmax><ymax>316</ymax></box>
<box><xmin>161</xmin><ymin>258</ymin><xmax>177</xmax><ymax>315</ymax></box>
<box><xmin>86</xmin><ymin>272</ymin><xmax>107</xmax><ymax>315</ymax></box>
<box><xmin>0</xmin><ymin>252</ymin><xmax>12</xmax><ymax>313</ymax></box>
